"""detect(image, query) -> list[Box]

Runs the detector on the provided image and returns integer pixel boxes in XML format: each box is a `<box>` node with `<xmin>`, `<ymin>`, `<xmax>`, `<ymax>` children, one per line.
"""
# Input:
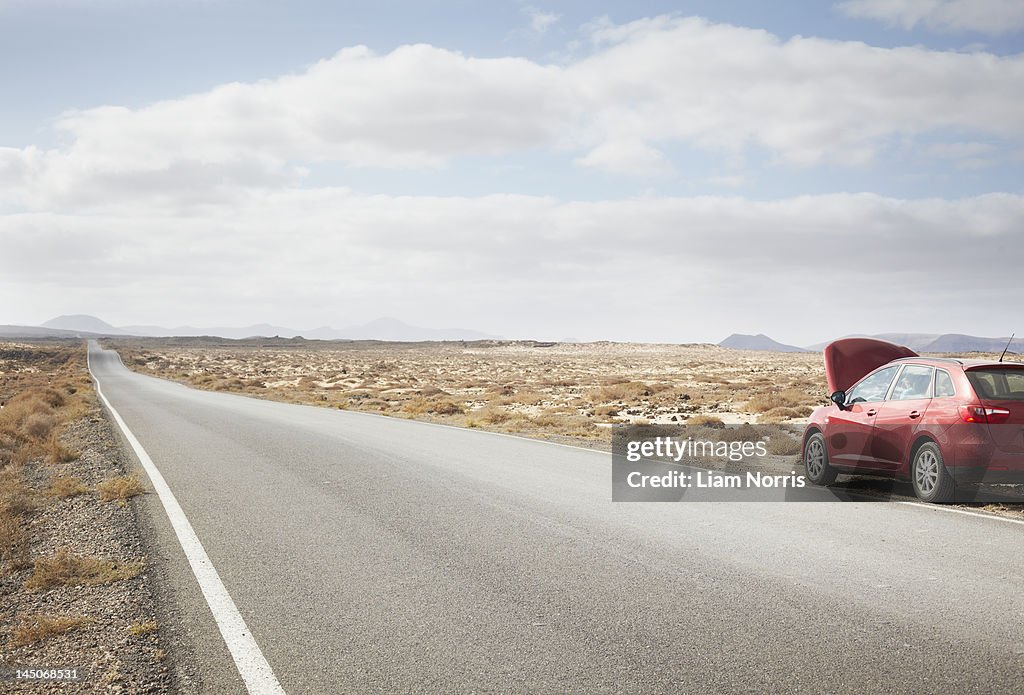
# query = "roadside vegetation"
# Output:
<box><xmin>111</xmin><ymin>338</ymin><xmax>828</xmax><ymax>448</ymax></box>
<box><xmin>0</xmin><ymin>341</ymin><xmax>167</xmax><ymax>691</ymax></box>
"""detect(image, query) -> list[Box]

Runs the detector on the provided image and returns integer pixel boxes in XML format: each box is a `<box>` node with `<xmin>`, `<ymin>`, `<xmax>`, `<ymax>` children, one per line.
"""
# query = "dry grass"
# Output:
<box><xmin>111</xmin><ymin>339</ymin><xmax>831</xmax><ymax>443</ymax></box>
<box><xmin>687</xmin><ymin>414</ymin><xmax>724</xmax><ymax>427</ymax></box>
<box><xmin>745</xmin><ymin>389</ymin><xmax>817</xmax><ymax>414</ymax></box>
<box><xmin>96</xmin><ymin>475</ymin><xmax>146</xmax><ymax>503</ymax></box>
<box><xmin>24</xmin><ymin>550</ymin><xmax>143</xmax><ymax>590</ymax></box>
<box><xmin>48</xmin><ymin>474</ymin><xmax>91</xmax><ymax>499</ymax></box>
<box><xmin>0</xmin><ymin>467</ymin><xmax>38</xmax><ymax>517</ymax></box>
<box><xmin>9</xmin><ymin>613</ymin><xmax>92</xmax><ymax>647</ymax></box>
<box><xmin>403</xmin><ymin>396</ymin><xmax>466</xmax><ymax>416</ymax></box>
<box><xmin>0</xmin><ymin>511</ymin><xmax>31</xmax><ymax>573</ymax></box>
<box><xmin>45</xmin><ymin>435</ymin><xmax>81</xmax><ymax>463</ymax></box>
<box><xmin>466</xmin><ymin>405</ymin><xmax>514</xmax><ymax>426</ymax></box>
<box><xmin>22</xmin><ymin>412</ymin><xmax>57</xmax><ymax>440</ymax></box>
<box><xmin>765</xmin><ymin>432</ymin><xmax>803</xmax><ymax>456</ymax></box>
<box><xmin>127</xmin><ymin>619</ymin><xmax>158</xmax><ymax>636</ymax></box>
<box><xmin>758</xmin><ymin>406</ymin><xmax>815</xmax><ymax>423</ymax></box>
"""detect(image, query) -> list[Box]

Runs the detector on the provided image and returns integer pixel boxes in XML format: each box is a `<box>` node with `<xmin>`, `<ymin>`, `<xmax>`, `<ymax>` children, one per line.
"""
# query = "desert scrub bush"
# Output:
<box><xmin>0</xmin><ymin>512</ymin><xmax>30</xmax><ymax>572</ymax></box>
<box><xmin>686</xmin><ymin>414</ymin><xmax>724</xmax><ymax>428</ymax></box>
<box><xmin>766</xmin><ymin>433</ymin><xmax>803</xmax><ymax>456</ymax></box>
<box><xmin>528</xmin><ymin>413</ymin><xmax>598</xmax><ymax>437</ymax></box>
<box><xmin>96</xmin><ymin>475</ymin><xmax>146</xmax><ymax>503</ymax></box>
<box><xmin>21</xmin><ymin>412</ymin><xmax>57</xmax><ymax>441</ymax></box>
<box><xmin>0</xmin><ymin>467</ymin><xmax>38</xmax><ymax>517</ymax></box>
<box><xmin>430</xmin><ymin>398</ymin><xmax>466</xmax><ymax>415</ymax></box>
<box><xmin>45</xmin><ymin>435</ymin><xmax>81</xmax><ymax>464</ymax></box>
<box><xmin>401</xmin><ymin>397</ymin><xmax>428</xmax><ymax>415</ymax></box>
<box><xmin>359</xmin><ymin>398</ymin><xmax>393</xmax><ymax>412</ymax></box>
<box><xmin>592</xmin><ymin>381</ymin><xmax>657</xmax><ymax>403</ymax></box>
<box><xmin>32</xmin><ymin>387</ymin><xmax>66</xmax><ymax>409</ymax></box>
<box><xmin>510</xmin><ymin>390</ymin><xmax>546</xmax><ymax>406</ymax></box>
<box><xmin>593</xmin><ymin>404</ymin><xmax>620</xmax><ymax>419</ymax></box>
<box><xmin>24</xmin><ymin>550</ymin><xmax>143</xmax><ymax>590</ymax></box>
<box><xmin>495</xmin><ymin>412</ymin><xmax>535</xmax><ymax>432</ymax></box>
<box><xmin>758</xmin><ymin>406</ymin><xmax>814</xmax><ymax>422</ymax></box>
<box><xmin>713</xmin><ymin>423</ymin><xmax>762</xmax><ymax>442</ymax></box>
<box><xmin>48</xmin><ymin>474</ymin><xmax>90</xmax><ymax>499</ymax></box>
<box><xmin>745</xmin><ymin>389</ymin><xmax>814</xmax><ymax>414</ymax></box>
<box><xmin>403</xmin><ymin>396</ymin><xmax>465</xmax><ymax>416</ymax></box>
<box><xmin>648</xmin><ymin>387</ymin><xmax>693</xmax><ymax>407</ymax></box>
<box><xmin>10</xmin><ymin>613</ymin><xmax>92</xmax><ymax>647</ymax></box>
<box><xmin>127</xmin><ymin>619</ymin><xmax>158</xmax><ymax>636</ymax></box>
<box><xmin>466</xmin><ymin>406</ymin><xmax>512</xmax><ymax>426</ymax></box>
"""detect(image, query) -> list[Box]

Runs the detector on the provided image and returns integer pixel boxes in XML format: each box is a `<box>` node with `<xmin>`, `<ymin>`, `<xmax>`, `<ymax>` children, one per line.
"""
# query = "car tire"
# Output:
<box><xmin>911</xmin><ymin>442</ymin><xmax>955</xmax><ymax>504</ymax></box>
<box><xmin>803</xmin><ymin>432</ymin><xmax>838</xmax><ymax>486</ymax></box>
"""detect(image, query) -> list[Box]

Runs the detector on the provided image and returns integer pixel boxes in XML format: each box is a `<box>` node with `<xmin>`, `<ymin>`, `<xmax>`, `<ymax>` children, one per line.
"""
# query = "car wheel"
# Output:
<box><xmin>911</xmin><ymin>442</ymin><xmax>955</xmax><ymax>504</ymax></box>
<box><xmin>803</xmin><ymin>432</ymin><xmax>838</xmax><ymax>486</ymax></box>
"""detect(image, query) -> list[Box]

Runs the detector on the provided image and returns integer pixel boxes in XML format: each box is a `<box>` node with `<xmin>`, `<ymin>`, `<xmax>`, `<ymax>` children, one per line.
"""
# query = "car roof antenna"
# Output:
<box><xmin>998</xmin><ymin>332</ymin><xmax>1015</xmax><ymax>362</ymax></box>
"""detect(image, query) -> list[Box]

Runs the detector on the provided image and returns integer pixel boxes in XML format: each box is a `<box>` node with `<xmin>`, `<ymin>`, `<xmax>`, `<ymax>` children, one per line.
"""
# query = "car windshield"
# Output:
<box><xmin>967</xmin><ymin>368</ymin><xmax>1024</xmax><ymax>401</ymax></box>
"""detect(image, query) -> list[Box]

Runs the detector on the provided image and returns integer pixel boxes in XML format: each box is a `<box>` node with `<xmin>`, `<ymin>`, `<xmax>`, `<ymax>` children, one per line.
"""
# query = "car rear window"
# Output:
<box><xmin>967</xmin><ymin>369</ymin><xmax>1024</xmax><ymax>401</ymax></box>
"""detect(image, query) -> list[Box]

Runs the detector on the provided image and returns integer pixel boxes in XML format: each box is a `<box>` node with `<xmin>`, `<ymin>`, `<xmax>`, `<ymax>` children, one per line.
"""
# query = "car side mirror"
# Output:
<box><xmin>830</xmin><ymin>391</ymin><xmax>848</xmax><ymax>410</ymax></box>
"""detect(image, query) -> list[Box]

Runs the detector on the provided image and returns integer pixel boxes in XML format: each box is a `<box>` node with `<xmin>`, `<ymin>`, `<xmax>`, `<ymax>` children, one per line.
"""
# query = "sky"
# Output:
<box><xmin>1</xmin><ymin>0</ymin><xmax>1022</xmax><ymax>345</ymax></box>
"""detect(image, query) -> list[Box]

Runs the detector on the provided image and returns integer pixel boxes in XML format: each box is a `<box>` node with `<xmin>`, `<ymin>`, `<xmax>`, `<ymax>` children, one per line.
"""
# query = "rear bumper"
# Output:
<box><xmin>952</xmin><ymin>466</ymin><xmax>1024</xmax><ymax>485</ymax></box>
<box><xmin>949</xmin><ymin>440</ymin><xmax>1024</xmax><ymax>484</ymax></box>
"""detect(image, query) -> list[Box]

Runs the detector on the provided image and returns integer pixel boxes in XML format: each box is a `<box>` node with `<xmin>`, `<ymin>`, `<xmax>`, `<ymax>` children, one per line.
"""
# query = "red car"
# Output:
<box><xmin>802</xmin><ymin>338</ymin><xmax>1024</xmax><ymax>503</ymax></box>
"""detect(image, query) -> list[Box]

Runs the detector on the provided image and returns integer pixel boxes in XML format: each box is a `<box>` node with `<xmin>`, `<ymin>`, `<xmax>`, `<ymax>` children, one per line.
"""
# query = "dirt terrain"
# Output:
<box><xmin>108</xmin><ymin>337</ymin><xmax>1024</xmax><ymax>519</ymax></box>
<box><xmin>108</xmin><ymin>338</ymin><xmax>828</xmax><ymax>445</ymax></box>
<box><xmin>0</xmin><ymin>341</ymin><xmax>170</xmax><ymax>693</ymax></box>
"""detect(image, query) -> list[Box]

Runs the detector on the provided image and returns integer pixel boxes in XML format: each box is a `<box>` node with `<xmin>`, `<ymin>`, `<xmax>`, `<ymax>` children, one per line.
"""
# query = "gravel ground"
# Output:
<box><xmin>0</xmin><ymin>408</ymin><xmax>173</xmax><ymax>693</ymax></box>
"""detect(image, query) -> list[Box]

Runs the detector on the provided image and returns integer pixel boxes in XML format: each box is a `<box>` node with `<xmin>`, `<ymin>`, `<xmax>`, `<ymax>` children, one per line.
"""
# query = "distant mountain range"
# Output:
<box><xmin>3</xmin><ymin>316</ymin><xmax>1019</xmax><ymax>353</ymax></box>
<box><xmin>726</xmin><ymin>332</ymin><xmax>1023</xmax><ymax>354</ymax></box>
<box><xmin>719</xmin><ymin>334</ymin><xmax>809</xmax><ymax>353</ymax></box>
<box><xmin>10</xmin><ymin>315</ymin><xmax>501</xmax><ymax>342</ymax></box>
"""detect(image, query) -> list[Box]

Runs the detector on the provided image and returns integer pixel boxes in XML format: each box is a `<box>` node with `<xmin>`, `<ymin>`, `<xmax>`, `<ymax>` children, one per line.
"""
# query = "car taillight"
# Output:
<box><xmin>959</xmin><ymin>405</ymin><xmax>1011</xmax><ymax>424</ymax></box>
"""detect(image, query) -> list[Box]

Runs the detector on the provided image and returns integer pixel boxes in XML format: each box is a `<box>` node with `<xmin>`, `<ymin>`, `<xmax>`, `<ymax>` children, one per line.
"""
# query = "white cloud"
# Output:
<box><xmin>571</xmin><ymin>17</ymin><xmax>1024</xmax><ymax>167</ymax></box>
<box><xmin>1</xmin><ymin>14</ymin><xmax>1022</xmax><ymax>202</ymax></box>
<box><xmin>575</xmin><ymin>140</ymin><xmax>673</xmax><ymax>176</ymax></box>
<box><xmin>524</xmin><ymin>6</ymin><xmax>560</xmax><ymax>35</ymax></box>
<box><xmin>55</xmin><ymin>45</ymin><xmax>569</xmax><ymax>169</ymax></box>
<box><xmin>837</xmin><ymin>0</ymin><xmax>1024</xmax><ymax>35</ymax></box>
<box><xmin>3</xmin><ymin>189</ymin><xmax>1022</xmax><ymax>342</ymax></box>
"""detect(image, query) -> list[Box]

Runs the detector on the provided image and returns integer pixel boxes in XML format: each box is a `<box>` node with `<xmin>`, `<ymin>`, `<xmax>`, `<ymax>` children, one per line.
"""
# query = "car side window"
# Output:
<box><xmin>847</xmin><ymin>365</ymin><xmax>899</xmax><ymax>403</ymax></box>
<box><xmin>890</xmin><ymin>365</ymin><xmax>933</xmax><ymax>400</ymax></box>
<box><xmin>934</xmin><ymin>369</ymin><xmax>956</xmax><ymax>398</ymax></box>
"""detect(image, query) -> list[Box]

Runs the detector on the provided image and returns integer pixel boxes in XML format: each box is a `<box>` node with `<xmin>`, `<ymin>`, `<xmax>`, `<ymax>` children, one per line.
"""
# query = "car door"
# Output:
<box><xmin>827</xmin><ymin>365</ymin><xmax>900</xmax><ymax>468</ymax></box>
<box><xmin>871</xmin><ymin>364</ymin><xmax>934</xmax><ymax>471</ymax></box>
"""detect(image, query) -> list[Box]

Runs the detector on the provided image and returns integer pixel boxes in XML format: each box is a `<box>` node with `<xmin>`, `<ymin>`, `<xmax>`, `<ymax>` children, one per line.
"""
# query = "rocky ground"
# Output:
<box><xmin>0</xmin><ymin>343</ymin><xmax>172</xmax><ymax>693</ymax></box>
<box><xmin>109</xmin><ymin>338</ymin><xmax>829</xmax><ymax>446</ymax></box>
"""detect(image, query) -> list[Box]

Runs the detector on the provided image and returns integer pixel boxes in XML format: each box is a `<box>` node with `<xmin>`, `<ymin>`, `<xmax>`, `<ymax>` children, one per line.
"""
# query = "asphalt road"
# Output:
<box><xmin>88</xmin><ymin>342</ymin><xmax>1024</xmax><ymax>694</ymax></box>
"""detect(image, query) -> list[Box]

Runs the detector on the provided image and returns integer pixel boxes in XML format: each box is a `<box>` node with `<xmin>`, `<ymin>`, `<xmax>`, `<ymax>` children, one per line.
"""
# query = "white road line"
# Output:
<box><xmin>104</xmin><ymin>345</ymin><xmax>1024</xmax><ymax>531</ymax></box>
<box><xmin>335</xmin><ymin>408</ymin><xmax>1024</xmax><ymax>526</ymax></box>
<box><xmin>88</xmin><ymin>345</ymin><xmax>285</xmax><ymax>695</ymax></box>
<box><xmin>896</xmin><ymin>500</ymin><xmax>1024</xmax><ymax>526</ymax></box>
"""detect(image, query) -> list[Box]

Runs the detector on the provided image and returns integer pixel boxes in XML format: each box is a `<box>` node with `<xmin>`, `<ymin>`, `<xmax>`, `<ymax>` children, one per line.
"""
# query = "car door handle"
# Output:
<box><xmin>908</xmin><ymin>411</ymin><xmax>921</xmax><ymax>419</ymax></box>
<box><xmin>866</xmin><ymin>409</ymin><xmax>877</xmax><ymax>416</ymax></box>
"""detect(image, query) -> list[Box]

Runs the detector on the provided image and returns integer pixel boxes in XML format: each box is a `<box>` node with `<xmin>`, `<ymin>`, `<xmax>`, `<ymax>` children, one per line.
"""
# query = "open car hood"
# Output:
<box><xmin>823</xmin><ymin>338</ymin><xmax>918</xmax><ymax>394</ymax></box>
